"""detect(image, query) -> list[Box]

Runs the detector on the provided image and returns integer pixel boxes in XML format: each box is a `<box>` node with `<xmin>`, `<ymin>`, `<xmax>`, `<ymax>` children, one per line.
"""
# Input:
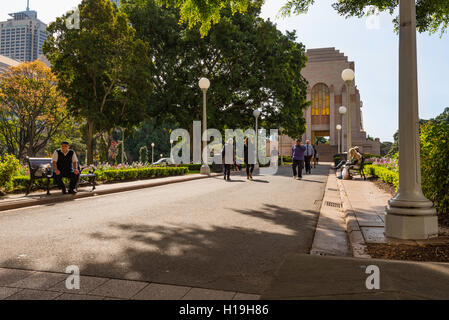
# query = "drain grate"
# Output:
<box><xmin>325</xmin><ymin>201</ymin><xmax>342</xmax><ymax>208</ymax></box>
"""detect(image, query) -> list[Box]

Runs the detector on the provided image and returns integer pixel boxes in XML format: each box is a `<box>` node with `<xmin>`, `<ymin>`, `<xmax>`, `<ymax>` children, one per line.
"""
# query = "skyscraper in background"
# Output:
<box><xmin>0</xmin><ymin>1</ymin><xmax>47</xmax><ymax>62</ymax></box>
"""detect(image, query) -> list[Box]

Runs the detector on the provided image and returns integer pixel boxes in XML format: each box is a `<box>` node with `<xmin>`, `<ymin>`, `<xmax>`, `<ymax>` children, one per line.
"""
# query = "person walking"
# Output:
<box><xmin>52</xmin><ymin>141</ymin><xmax>79</xmax><ymax>194</ymax></box>
<box><xmin>222</xmin><ymin>138</ymin><xmax>234</xmax><ymax>181</ymax></box>
<box><xmin>244</xmin><ymin>137</ymin><xmax>255</xmax><ymax>180</ymax></box>
<box><xmin>304</xmin><ymin>140</ymin><xmax>314</xmax><ymax>174</ymax></box>
<box><xmin>292</xmin><ymin>139</ymin><xmax>306</xmax><ymax>180</ymax></box>
<box><xmin>313</xmin><ymin>144</ymin><xmax>319</xmax><ymax>168</ymax></box>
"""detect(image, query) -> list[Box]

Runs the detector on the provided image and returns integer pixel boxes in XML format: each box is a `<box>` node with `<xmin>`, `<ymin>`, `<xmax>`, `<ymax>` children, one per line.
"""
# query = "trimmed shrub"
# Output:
<box><xmin>365</xmin><ymin>164</ymin><xmax>399</xmax><ymax>191</ymax></box>
<box><xmin>0</xmin><ymin>154</ymin><xmax>20</xmax><ymax>193</ymax></box>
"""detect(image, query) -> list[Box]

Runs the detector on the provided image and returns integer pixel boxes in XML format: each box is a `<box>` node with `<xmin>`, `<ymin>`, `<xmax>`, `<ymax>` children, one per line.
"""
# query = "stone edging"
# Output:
<box><xmin>0</xmin><ymin>173</ymin><xmax>221</xmax><ymax>212</ymax></box>
<box><xmin>335</xmin><ymin>174</ymin><xmax>371</xmax><ymax>258</ymax></box>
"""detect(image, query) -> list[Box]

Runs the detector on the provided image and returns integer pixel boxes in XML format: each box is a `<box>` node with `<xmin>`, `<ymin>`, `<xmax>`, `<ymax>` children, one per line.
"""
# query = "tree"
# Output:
<box><xmin>0</xmin><ymin>61</ymin><xmax>68</xmax><ymax>161</ymax></box>
<box><xmin>155</xmin><ymin>0</ymin><xmax>449</xmax><ymax>36</ymax></box>
<box><xmin>44</xmin><ymin>0</ymin><xmax>153</xmax><ymax>164</ymax></box>
<box><xmin>380</xmin><ymin>141</ymin><xmax>393</xmax><ymax>156</ymax></box>
<box><xmin>124</xmin><ymin>0</ymin><xmax>308</xmax><ymax>138</ymax></box>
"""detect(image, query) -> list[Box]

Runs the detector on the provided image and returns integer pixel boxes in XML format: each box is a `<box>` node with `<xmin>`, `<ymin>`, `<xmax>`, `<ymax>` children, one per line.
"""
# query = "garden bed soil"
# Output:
<box><xmin>367</xmin><ymin>238</ymin><xmax>449</xmax><ymax>263</ymax></box>
<box><xmin>366</xmin><ymin>176</ymin><xmax>449</xmax><ymax>263</ymax></box>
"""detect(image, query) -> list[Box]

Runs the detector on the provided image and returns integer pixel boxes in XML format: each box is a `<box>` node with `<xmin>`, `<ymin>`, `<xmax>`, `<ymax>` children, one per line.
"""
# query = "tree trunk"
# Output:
<box><xmin>87</xmin><ymin>118</ymin><xmax>95</xmax><ymax>165</ymax></box>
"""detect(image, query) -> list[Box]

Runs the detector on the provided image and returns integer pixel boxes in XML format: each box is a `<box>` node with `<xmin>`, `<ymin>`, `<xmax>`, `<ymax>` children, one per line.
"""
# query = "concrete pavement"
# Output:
<box><xmin>0</xmin><ymin>173</ymin><xmax>221</xmax><ymax>212</ymax></box>
<box><xmin>261</xmin><ymin>253</ymin><xmax>449</xmax><ymax>299</ymax></box>
<box><xmin>0</xmin><ymin>165</ymin><xmax>329</xmax><ymax>297</ymax></box>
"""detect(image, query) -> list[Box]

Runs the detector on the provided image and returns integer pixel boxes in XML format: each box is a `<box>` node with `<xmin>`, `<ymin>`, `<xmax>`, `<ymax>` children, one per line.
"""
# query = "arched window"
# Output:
<box><xmin>311</xmin><ymin>83</ymin><xmax>330</xmax><ymax>125</ymax></box>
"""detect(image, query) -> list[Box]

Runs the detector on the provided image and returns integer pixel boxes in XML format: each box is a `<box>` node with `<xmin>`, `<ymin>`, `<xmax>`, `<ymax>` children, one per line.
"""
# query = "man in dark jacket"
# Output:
<box><xmin>52</xmin><ymin>141</ymin><xmax>79</xmax><ymax>194</ymax></box>
<box><xmin>292</xmin><ymin>139</ymin><xmax>306</xmax><ymax>179</ymax></box>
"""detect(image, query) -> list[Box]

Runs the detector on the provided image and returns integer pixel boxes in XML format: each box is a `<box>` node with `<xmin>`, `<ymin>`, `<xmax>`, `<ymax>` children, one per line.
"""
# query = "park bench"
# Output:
<box><xmin>348</xmin><ymin>155</ymin><xmax>366</xmax><ymax>180</ymax></box>
<box><xmin>26</xmin><ymin>157</ymin><xmax>97</xmax><ymax>196</ymax></box>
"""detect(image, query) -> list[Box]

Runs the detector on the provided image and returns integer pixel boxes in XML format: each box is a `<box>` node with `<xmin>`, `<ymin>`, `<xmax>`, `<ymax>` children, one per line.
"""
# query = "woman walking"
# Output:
<box><xmin>313</xmin><ymin>144</ymin><xmax>319</xmax><ymax>168</ymax></box>
<box><xmin>244</xmin><ymin>137</ymin><xmax>255</xmax><ymax>180</ymax></box>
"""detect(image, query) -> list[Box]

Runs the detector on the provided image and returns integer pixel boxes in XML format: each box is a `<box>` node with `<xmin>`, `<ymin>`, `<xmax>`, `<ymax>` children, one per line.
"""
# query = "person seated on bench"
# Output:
<box><xmin>52</xmin><ymin>141</ymin><xmax>79</xmax><ymax>194</ymax></box>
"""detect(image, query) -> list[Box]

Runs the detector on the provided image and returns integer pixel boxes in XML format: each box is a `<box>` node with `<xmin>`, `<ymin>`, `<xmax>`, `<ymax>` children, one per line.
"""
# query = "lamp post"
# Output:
<box><xmin>338</xmin><ymin>106</ymin><xmax>347</xmax><ymax>154</ymax></box>
<box><xmin>279</xmin><ymin>127</ymin><xmax>284</xmax><ymax>166</ymax></box>
<box><xmin>151</xmin><ymin>142</ymin><xmax>155</xmax><ymax>165</ymax></box>
<box><xmin>253</xmin><ymin>109</ymin><xmax>261</xmax><ymax>170</ymax></box>
<box><xmin>385</xmin><ymin>0</ymin><xmax>438</xmax><ymax>240</ymax></box>
<box><xmin>341</xmin><ymin>69</ymin><xmax>355</xmax><ymax>152</ymax></box>
<box><xmin>336</xmin><ymin>125</ymin><xmax>342</xmax><ymax>154</ymax></box>
<box><xmin>170</xmin><ymin>139</ymin><xmax>174</xmax><ymax>161</ymax></box>
<box><xmin>199</xmin><ymin>77</ymin><xmax>211</xmax><ymax>175</ymax></box>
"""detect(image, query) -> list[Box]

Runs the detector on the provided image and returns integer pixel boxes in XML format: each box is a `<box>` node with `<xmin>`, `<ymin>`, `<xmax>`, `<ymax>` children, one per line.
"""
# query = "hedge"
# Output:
<box><xmin>11</xmin><ymin>167</ymin><xmax>188</xmax><ymax>192</ymax></box>
<box><xmin>365</xmin><ymin>164</ymin><xmax>399</xmax><ymax>191</ymax></box>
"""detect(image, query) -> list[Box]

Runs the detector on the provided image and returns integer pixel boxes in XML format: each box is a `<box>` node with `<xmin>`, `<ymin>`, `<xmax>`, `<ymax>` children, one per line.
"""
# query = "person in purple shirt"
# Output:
<box><xmin>292</xmin><ymin>139</ymin><xmax>306</xmax><ymax>179</ymax></box>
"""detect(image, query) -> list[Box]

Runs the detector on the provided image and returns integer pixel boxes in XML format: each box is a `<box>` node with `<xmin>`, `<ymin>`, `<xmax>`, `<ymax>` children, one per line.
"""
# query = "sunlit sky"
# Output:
<box><xmin>1</xmin><ymin>0</ymin><xmax>448</xmax><ymax>142</ymax></box>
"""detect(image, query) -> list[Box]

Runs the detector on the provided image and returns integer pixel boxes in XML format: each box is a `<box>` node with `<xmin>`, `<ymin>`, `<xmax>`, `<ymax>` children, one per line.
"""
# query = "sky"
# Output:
<box><xmin>1</xmin><ymin>0</ymin><xmax>448</xmax><ymax>142</ymax></box>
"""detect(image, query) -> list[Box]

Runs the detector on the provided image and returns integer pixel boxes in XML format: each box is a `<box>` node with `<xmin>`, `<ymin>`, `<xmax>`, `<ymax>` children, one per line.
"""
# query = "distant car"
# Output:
<box><xmin>153</xmin><ymin>158</ymin><xmax>173</xmax><ymax>166</ymax></box>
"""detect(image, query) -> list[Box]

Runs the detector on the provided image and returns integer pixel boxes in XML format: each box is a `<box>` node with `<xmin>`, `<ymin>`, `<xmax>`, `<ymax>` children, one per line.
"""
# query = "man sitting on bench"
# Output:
<box><xmin>52</xmin><ymin>141</ymin><xmax>79</xmax><ymax>194</ymax></box>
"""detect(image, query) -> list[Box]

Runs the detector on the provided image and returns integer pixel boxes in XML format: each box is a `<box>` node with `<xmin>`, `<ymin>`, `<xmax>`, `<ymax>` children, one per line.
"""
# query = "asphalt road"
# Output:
<box><xmin>0</xmin><ymin>165</ymin><xmax>329</xmax><ymax>294</ymax></box>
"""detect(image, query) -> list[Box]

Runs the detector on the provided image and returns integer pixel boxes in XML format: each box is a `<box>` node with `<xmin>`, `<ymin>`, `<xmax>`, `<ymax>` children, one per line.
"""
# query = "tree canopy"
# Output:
<box><xmin>123</xmin><ymin>0</ymin><xmax>309</xmax><ymax>138</ymax></box>
<box><xmin>155</xmin><ymin>0</ymin><xmax>449</xmax><ymax>36</ymax></box>
<box><xmin>0</xmin><ymin>61</ymin><xmax>68</xmax><ymax>161</ymax></box>
<box><xmin>44</xmin><ymin>0</ymin><xmax>153</xmax><ymax>164</ymax></box>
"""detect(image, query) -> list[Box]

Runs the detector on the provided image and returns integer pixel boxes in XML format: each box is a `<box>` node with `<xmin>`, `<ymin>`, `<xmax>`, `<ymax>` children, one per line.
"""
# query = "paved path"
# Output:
<box><xmin>262</xmin><ymin>253</ymin><xmax>449</xmax><ymax>300</ymax></box>
<box><xmin>0</xmin><ymin>165</ymin><xmax>329</xmax><ymax>297</ymax></box>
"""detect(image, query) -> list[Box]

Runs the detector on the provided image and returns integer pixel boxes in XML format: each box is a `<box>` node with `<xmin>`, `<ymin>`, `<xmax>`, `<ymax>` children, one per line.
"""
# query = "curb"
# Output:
<box><xmin>310</xmin><ymin>169</ymin><xmax>351</xmax><ymax>257</ymax></box>
<box><xmin>335</xmin><ymin>173</ymin><xmax>371</xmax><ymax>258</ymax></box>
<box><xmin>0</xmin><ymin>173</ymin><xmax>221</xmax><ymax>212</ymax></box>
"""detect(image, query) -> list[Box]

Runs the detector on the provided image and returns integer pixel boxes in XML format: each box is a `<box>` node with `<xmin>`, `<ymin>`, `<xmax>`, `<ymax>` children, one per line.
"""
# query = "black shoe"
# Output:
<box><xmin>61</xmin><ymin>185</ymin><xmax>67</xmax><ymax>194</ymax></box>
<box><xmin>227</xmin><ymin>176</ymin><xmax>231</xmax><ymax>181</ymax></box>
<box><xmin>68</xmin><ymin>189</ymin><xmax>77</xmax><ymax>195</ymax></box>
<box><xmin>224</xmin><ymin>175</ymin><xmax>227</xmax><ymax>180</ymax></box>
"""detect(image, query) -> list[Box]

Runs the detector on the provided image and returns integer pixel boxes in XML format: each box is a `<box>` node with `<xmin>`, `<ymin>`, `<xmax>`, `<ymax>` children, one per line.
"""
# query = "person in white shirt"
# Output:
<box><xmin>304</xmin><ymin>140</ymin><xmax>314</xmax><ymax>174</ymax></box>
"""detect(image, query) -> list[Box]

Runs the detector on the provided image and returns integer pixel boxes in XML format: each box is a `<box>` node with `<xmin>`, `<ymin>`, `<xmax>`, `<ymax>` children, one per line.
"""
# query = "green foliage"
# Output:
<box><xmin>284</xmin><ymin>0</ymin><xmax>449</xmax><ymax>35</ymax></box>
<box><xmin>100</xmin><ymin>167</ymin><xmax>187</xmax><ymax>181</ymax></box>
<box><xmin>139</xmin><ymin>146</ymin><xmax>149</xmax><ymax>163</ymax></box>
<box><xmin>44</xmin><ymin>0</ymin><xmax>153</xmax><ymax>164</ymax></box>
<box><xmin>177</xmin><ymin>163</ymin><xmax>202</xmax><ymax>171</ymax></box>
<box><xmin>0</xmin><ymin>154</ymin><xmax>20</xmax><ymax>193</ymax></box>
<box><xmin>154</xmin><ymin>0</ymin><xmax>449</xmax><ymax>36</ymax></box>
<box><xmin>365</xmin><ymin>164</ymin><xmax>399</xmax><ymax>191</ymax></box>
<box><xmin>124</xmin><ymin>1</ymin><xmax>309</xmax><ymax>138</ymax></box>
<box><xmin>380</xmin><ymin>141</ymin><xmax>393</xmax><ymax>156</ymax></box>
<box><xmin>420</xmin><ymin>119</ymin><xmax>449</xmax><ymax>216</ymax></box>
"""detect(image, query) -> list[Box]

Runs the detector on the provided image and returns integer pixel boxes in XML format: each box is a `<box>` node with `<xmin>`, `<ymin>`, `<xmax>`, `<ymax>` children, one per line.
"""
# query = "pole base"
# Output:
<box><xmin>385</xmin><ymin>205</ymin><xmax>438</xmax><ymax>240</ymax></box>
<box><xmin>200</xmin><ymin>166</ymin><xmax>211</xmax><ymax>175</ymax></box>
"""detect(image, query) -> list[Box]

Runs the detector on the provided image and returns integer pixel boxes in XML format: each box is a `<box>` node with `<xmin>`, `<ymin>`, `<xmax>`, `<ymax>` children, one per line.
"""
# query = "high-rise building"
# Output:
<box><xmin>0</xmin><ymin>1</ymin><xmax>47</xmax><ymax>62</ymax></box>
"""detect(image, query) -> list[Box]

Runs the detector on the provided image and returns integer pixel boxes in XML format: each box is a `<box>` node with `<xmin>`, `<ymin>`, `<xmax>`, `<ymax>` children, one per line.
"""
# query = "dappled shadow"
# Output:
<box><xmin>0</xmin><ymin>202</ymin><xmax>330</xmax><ymax>295</ymax></box>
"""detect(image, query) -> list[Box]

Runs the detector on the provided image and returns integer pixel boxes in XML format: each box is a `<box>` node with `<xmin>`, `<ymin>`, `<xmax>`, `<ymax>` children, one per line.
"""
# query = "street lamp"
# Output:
<box><xmin>341</xmin><ymin>69</ymin><xmax>355</xmax><ymax>152</ymax></box>
<box><xmin>199</xmin><ymin>77</ymin><xmax>211</xmax><ymax>175</ymax></box>
<box><xmin>253</xmin><ymin>109</ymin><xmax>261</xmax><ymax>170</ymax></box>
<box><xmin>338</xmin><ymin>106</ymin><xmax>347</xmax><ymax>154</ymax></box>
<box><xmin>336</xmin><ymin>125</ymin><xmax>342</xmax><ymax>154</ymax></box>
<box><xmin>279</xmin><ymin>127</ymin><xmax>284</xmax><ymax>166</ymax></box>
<box><xmin>151</xmin><ymin>142</ymin><xmax>155</xmax><ymax>165</ymax></box>
<box><xmin>385</xmin><ymin>0</ymin><xmax>438</xmax><ymax>239</ymax></box>
<box><xmin>170</xmin><ymin>139</ymin><xmax>174</xmax><ymax>161</ymax></box>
